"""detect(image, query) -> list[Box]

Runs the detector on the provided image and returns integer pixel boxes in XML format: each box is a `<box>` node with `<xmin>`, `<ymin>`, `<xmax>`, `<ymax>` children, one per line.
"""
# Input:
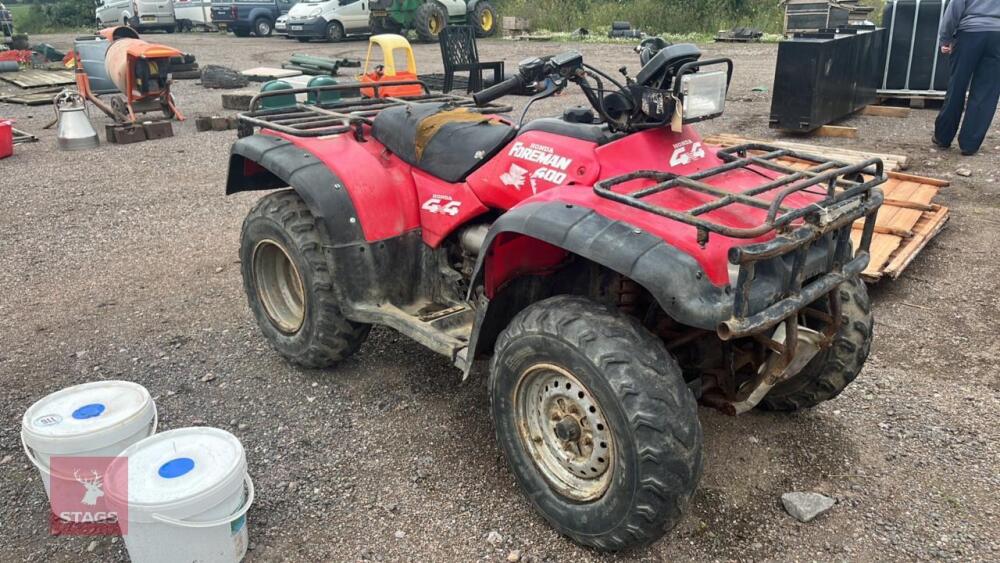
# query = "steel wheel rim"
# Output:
<box><xmin>480</xmin><ymin>10</ymin><xmax>493</xmax><ymax>31</ymax></box>
<box><xmin>429</xmin><ymin>14</ymin><xmax>442</xmax><ymax>34</ymax></box>
<box><xmin>253</xmin><ymin>239</ymin><xmax>306</xmax><ymax>334</ymax></box>
<box><xmin>258</xmin><ymin>20</ymin><xmax>270</xmax><ymax>35</ymax></box>
<box><xmin>328</xmin><ymin>24</ymin><xmax>341</xmax><ymax>40</ymax></box>
<box><xmin>514</xmin><ymin>363</ymin><xmax>614</xmax><ymax>501</ymax></box>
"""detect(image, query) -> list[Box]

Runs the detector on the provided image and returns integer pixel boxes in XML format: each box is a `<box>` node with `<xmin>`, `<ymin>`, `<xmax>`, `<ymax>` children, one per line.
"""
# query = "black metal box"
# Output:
<box><xmin>880</xmin><ymin>0</ymin><xmax>949</xmax><ymax>94</ymax></box>
<box><xmin>769</xmin><ymin>26</ymin><xmax>885</xmax><ymax>132</ymax></box>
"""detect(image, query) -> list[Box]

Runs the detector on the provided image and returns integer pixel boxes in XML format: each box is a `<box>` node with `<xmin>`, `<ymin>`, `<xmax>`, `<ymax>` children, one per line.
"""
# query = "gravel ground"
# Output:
<box><xmin>1</xmin><ymin>32</ymin><xmax>998</xmax><ymax>562</ymax></box>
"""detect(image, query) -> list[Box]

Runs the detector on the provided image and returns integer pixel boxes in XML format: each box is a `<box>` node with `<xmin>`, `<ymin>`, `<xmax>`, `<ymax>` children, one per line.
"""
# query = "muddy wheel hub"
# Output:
<box><xmin>514</xmin><ymin>364</ymin><xmax>614</xmax><ymax>501</ymax></box>
<box><xmin>252</xmin><ymin>239</ymin><xmax>306</xmax><ymax>334</ymax></box>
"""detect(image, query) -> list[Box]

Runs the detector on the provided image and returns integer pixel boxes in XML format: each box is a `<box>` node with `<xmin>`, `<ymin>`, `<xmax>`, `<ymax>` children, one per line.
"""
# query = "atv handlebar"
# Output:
<box><xmin>473</xmin><ymin>74</ymin><xmax>527</xmax><ymax>107</ymax></box>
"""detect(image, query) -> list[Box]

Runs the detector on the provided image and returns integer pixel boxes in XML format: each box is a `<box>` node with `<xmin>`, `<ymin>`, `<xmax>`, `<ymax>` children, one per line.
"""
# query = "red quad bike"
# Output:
<box><xmin>226</xmin><ymin>40</ymin><xmax>885</xmax><ymax>550</ymax></box>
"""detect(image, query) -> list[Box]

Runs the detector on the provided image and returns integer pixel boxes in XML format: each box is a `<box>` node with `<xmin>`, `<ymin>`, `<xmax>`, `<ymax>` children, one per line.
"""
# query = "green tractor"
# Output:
<box><xmin>370</xmin><ymin>0</ymin><xmax>498</xmax><ymax>42</ymax></box>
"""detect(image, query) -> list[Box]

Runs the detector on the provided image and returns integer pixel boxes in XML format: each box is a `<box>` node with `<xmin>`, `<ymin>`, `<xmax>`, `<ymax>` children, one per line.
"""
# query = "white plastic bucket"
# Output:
<box><xmin>21</xmin><ymin>380</ymin><xmax>158</xmax><ymax>504</ymax></box>
<box><xmin>104</xmin><ymin>427</ymin><xmax>254</xmax><ymax>563</ymax></box>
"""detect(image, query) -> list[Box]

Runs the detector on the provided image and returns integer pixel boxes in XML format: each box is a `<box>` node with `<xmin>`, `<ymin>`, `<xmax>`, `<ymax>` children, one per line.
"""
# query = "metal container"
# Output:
<box><xmin>770</xmin><ymin>26</ymin><xmax>885</xmax><ymax>131</ymax></box>
<box><xmin>54</xmin><ymin>91</ymin><xmax>100</xmax><ymax>151</ymax></box>
<box><xmin>73</xmin><ymin>37</ymin><xmax>119</xmax><ymax>95</ymax></box>
<box><xmin>880</xmin><ymin>0</ymin><xmax>949</xmax><ymax>96</ymax></box>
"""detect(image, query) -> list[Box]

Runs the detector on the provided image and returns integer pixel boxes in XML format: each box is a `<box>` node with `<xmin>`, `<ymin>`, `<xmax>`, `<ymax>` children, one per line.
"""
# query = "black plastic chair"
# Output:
<box><xmin>438</xmin><ymin>25</ymin><xmax>504</xmax><ymax>94</ymax></box>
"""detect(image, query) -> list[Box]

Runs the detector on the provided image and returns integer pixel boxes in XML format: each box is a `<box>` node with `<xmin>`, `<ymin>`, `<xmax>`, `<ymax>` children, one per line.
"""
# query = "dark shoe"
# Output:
<box><xmin>932</xmin><ymin>136</ymin><xmax>951</xmax><ymax>149</ymax></box>
<box><xmin>961</xmin><ymin>149</ymin><xmax>977</xmax><ymax>156</ymax></box>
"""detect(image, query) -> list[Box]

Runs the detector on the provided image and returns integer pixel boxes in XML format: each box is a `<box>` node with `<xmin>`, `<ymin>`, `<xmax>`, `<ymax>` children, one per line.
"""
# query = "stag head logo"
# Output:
<box><xmin>73</xmin><ymin>469</ymin><xmax>105</xmax><ymax>506</ymax></box>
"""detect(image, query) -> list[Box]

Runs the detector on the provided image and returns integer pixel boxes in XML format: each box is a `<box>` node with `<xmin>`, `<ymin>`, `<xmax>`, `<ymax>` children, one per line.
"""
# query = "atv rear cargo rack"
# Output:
<box><xmin>595</xmin><ymin>143</ymin><xmax>886</xmax><ymax>341</ymax></box>
<box><xmin>237</xmin><ymin>80</ymin><xmax>512</xmax><ymax>138</ymax></box>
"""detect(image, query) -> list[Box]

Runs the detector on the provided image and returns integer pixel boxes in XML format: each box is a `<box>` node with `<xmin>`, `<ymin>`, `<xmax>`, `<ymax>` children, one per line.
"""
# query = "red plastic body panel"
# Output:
<box><xmin>467</xmin><ymin>131</ymin><xmax>601</xmax><ymax>208</ymax></box>
<box><xmin>268</xmin><ymin>130</ymin><xmax>421</xmax><ymax>242</ymax></box>
<box><xmin>412</xmin><ymin>168</ymin><xmax>489</xmax><ymax>247</ymax></box>
<box><xmin>484</xmin><ymin>233</ymin><xmax>568</xmax><ymax>296</ymax></box>
<box><xmin>259</xmin><ymin>119</ymin><xmax>827</xmax><ymax>288</ymax></box>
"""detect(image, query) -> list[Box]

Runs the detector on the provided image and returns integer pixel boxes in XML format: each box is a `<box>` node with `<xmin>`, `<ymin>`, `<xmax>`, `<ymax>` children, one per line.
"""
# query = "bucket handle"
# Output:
<box><xmin>150</xmin><ymin>473</ymin><xmax>255</xmax><ymax>529</ymax></box>
<box><xmin>21</xmin><ymin>401</ymin><xmax>159</xmax><ymax>478</ymax></box>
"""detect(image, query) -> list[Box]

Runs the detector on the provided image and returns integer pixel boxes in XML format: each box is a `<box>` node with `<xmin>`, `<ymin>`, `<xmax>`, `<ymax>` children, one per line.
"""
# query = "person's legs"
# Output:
<box><xmin>934</xmin><ymin>32</ymin><xmax>986</xmax><ymax>147</ymax></box>
<box><xmin>957</xmin><ymin>32</ymin><xmax>1000</xmax><ymax>154</ymax></box>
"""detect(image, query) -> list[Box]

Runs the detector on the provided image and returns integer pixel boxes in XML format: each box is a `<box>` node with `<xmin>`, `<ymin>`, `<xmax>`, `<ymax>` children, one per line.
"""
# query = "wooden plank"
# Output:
<box><xmin>862</xmin><ymin>105</ymin><xmax>911</xmax><ymax>118</ymax></box>
<box><xmin>852</xmin><ymin>223</ymin><xmax>914</xmax><ymax>238</ymax></box>
<box><xmin>0</xmin><ymin>69</ymin><xmax>75</xmax><ymax>88</ymax></box>
<box><xmin>0</xmin><ymin>91</ymin><xmax>57</xmax><ymax>105</ymax></box>
<box><xmin>887</xmin><ymin>170</ymin><xmax>950</xmax><ymax>187</ymax></box>
<box><xmin>813</xmin><ymin>125</ymin><xmax>858</xmax><ymax>139</ymax></box>
<box><xmin>703</xmin><ymin>133</ymin><xmax>909</xmax><ymax>171</ymax></box>
<box><xmin>883</xmin><ymin>206</ymin><xmax>950</xmax><ymax>278</ymax></box>
<box><xmin>241</xmin><ymin>67</ymin><xmax>302</xmax><ymax>81</ymax></box>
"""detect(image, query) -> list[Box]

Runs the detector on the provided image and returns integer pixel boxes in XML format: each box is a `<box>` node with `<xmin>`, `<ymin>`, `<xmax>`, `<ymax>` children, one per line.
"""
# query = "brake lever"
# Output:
<box><xmin>516</xmin><ymin>77</ymin><xmax>566</xmax><ymax>128</ymax></box>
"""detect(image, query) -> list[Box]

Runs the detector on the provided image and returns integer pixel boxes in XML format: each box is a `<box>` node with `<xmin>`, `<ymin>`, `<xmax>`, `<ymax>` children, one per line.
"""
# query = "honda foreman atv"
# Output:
<box><xmin>226</xmin><ymin>41</ymin><xmax>885</xmax><ymax>550</ymax></box>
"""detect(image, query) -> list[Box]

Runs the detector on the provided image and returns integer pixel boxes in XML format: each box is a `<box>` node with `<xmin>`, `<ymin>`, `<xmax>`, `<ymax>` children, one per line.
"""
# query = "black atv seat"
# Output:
<box><xmin>371</xmin><ymin>102</ymin><xmax>515</xmax><ymax>183</ymax></box>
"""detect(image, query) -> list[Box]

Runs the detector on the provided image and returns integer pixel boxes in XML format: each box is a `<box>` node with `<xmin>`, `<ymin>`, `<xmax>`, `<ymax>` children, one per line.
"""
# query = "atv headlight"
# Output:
<box><xmin>679</xmin><ymin>70</ymin><xmax>728</xmax><ymax>122</ymax></box>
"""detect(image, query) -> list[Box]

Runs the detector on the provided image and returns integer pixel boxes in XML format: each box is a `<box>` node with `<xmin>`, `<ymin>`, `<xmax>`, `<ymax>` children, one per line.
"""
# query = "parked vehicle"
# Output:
<box><xmin>97</xmin><ymin>0</ymin><xmax>178</xmax><ymax>31</ymax></box>
<box><xmin>370</xmin><ymin>0</ymin><xmax>495</xmax><ymax>42</ymax></box>
<box><xmin>227</xmin><ymin>42</ymin><xmax>884</xmax><ymax>550</ymax></box>
<box><xmin>286</xmin><ymin>0</ymin><xmax>366</xmax><ymax>42</ymax></box>
<box><xmin>210</xmin><ymin>0</ymin><xmax>297</xmax><ymax>37</ymax></box>
<box><xmin>275</xmin><ymin>13</ymin><xmax>289</xmax><ymax>35</ymax></box>
<box><xmin>173</xmin><ymin>0</ymin><xmax>213</xmax><ymax>30</ymax></box>
<box><xmin>1</xmin><ymin>2</ymin><xmax>14</xmax><ymax>46</ymax></box>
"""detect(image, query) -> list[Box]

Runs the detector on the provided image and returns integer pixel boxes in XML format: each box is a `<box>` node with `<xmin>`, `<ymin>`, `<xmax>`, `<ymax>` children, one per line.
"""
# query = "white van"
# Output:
<box><xmin>172</xmin><ymin>0</ymin><xmax>212</xmax><ymax>29</ymax></box>
<box><xmin>96</xmin><ymin>0</ymin><xmax>178</xmax><ymax>32</ymax></box>
<box><xmin>285</xmin><ymin>0</ymin><xmax>368</xmax><ymax>42</ymax></box>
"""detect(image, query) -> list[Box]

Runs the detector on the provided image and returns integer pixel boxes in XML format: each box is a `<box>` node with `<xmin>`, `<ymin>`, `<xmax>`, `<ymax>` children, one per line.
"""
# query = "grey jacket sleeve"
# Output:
<box><xmin>939</xmin><ymin>0</ymin><xmax>966</xmax><ymax>43</ymax></box>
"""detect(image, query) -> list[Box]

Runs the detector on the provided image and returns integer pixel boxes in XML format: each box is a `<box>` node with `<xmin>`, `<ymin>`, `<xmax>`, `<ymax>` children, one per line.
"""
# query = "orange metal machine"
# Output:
<box><xmin>75</xmin><ymin>27</ymin><xmax>184</xmax><ymax>123</ymax></box>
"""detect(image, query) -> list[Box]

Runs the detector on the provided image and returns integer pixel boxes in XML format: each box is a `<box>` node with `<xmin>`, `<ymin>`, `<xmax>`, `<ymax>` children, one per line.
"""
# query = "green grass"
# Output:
<box><xmin>7</xmin><ymin>1</ymin><xmax>94</xmax><ymax>35</ymax></box>
<box><xmin>527</xmin><ymin>29</ymin><xmax>783</xmax><ymax>45</ymax></box>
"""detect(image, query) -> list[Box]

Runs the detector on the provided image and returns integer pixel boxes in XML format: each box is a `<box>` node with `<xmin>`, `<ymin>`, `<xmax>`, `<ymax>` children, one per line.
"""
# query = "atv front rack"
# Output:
<box><xmin>237</xmin><ymin>80</ymin><xmax>512</xmax><ymax>138</ymax></box>
<box><xmin>593</xmin><ymin>143</ymin><xmax>885</xmax><ymax>244</ymax></box>
<box><xmin>596</xmin><ymin>143</ymin><xmax>885</xmax><ymax>341</ymax></box>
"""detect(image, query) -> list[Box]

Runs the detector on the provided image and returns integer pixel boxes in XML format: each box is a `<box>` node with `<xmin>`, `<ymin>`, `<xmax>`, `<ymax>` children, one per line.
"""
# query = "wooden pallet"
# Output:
<box><xmin>0</xmin><ymin>69</ymin><xmax>75</xmax><ymax>88</ymax></box>
<box><xmin>703</xmin><ymin>138</ymin><xmax>949</xmax><ymax>282</ymax></box>
<box><xmin>703</xmin><ymin>133</ymin><xmax>911</xmax><ymax>171</ymax></box>
<box><xmin>773</xmin><ymin>157</ymin><xmax>949</xmax><ymax>282</ymax></box>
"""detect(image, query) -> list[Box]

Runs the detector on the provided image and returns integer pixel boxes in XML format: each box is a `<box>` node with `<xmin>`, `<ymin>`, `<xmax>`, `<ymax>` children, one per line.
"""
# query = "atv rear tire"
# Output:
<box><xmin>413</xmin><ymin>2</ymin><xmax>446</xmax><ymax>42</ymax></box>
<box><xmin>472</xmin><ymin>1</ymin><xmax>497</xmax><ymax>37</ymax></box>
<box><xmin>760</xmin><ymin>276</ymin><xmax>873</xmax><ymax>411</ymax></box>
<box><xmin>489</xmin><ymin>296</ymin><xmax>702</xmax><ymax>551</ymax></box>
<box><xmin>240</xmin><ymin>190</ymin><xmax>370</xmax><ymax>368</ymax></box>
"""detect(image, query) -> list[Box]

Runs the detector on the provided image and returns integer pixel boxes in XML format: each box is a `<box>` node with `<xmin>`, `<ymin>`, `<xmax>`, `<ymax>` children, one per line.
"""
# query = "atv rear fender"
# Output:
<box><xmin>226</xmin><ymin>134</ymin><xmax>441</xmax><ymax>321</ymax></box>
<box><xmin>465</xmin><ymin>200</ymin><xmax>731</xmax><ymax>364</ymax></box>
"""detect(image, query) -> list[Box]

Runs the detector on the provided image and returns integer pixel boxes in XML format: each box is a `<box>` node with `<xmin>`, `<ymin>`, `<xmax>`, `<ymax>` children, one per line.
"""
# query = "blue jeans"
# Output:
<box><xmin>934</xmin><ymin>31</ymin><xmax>1000</xmax><ymax>153</ymax></box>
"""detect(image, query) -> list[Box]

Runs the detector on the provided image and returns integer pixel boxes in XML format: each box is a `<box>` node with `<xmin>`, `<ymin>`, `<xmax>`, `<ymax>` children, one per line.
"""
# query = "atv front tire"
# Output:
<box><xmin>472</xmin><ymin>1</ymin><xmax>497</xmax><ymax>37</ymax></box>
<box><xmin>760</xmin><ymin>276</ymin><xmax>873</xmax><ymax>411</ymax></box>
<box><xmin>490</xmin><ymin>296</ymin><xmax>703</xmax><ymax>551</ymax></box>
<box><xmin>413</xmin><ymin>2</ymin><xmax>446</xmax><ymax>42</ymax></box>
<box><xmin>240</xmin><ymin>190</ymin><xmax>370</xmax><ymax>368</ymax></box>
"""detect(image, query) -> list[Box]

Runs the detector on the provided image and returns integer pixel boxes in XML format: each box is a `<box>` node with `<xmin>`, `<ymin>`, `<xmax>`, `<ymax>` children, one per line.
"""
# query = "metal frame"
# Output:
<box><xmin>879</xmin><ymin>0</ymin><xmax>947</xmax><ymax>97</ymax></box>
<box><xmin>238</xmin><ymin>79</ymin><xmax>512</xmax><ymax>138</ymax></box>
<box><xmin>593</xmin><ymin>143</ymin><xmax>885</xmax><ymax>341</ymax></box>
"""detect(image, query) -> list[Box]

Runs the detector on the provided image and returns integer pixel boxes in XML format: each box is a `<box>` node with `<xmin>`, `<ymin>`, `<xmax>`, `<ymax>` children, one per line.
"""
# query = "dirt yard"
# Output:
<box><xmin>1</xmin><ymin>32</ymin><xmax>998</xmax><ymax>562</ymax></box>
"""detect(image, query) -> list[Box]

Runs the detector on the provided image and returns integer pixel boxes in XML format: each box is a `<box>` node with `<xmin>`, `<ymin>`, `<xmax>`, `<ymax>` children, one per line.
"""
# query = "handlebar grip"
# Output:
<box><xmin>473</xmin><ymin>75</ymin><xmax>526</xmax><ymax>106</ymax></box>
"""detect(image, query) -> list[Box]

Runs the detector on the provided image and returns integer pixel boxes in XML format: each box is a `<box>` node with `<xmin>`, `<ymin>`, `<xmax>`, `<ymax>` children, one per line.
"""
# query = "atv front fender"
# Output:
<box><xmin>465</xmin><ymin>201</ymin><xmax>731</xmax><ymax>365</ymax></box>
